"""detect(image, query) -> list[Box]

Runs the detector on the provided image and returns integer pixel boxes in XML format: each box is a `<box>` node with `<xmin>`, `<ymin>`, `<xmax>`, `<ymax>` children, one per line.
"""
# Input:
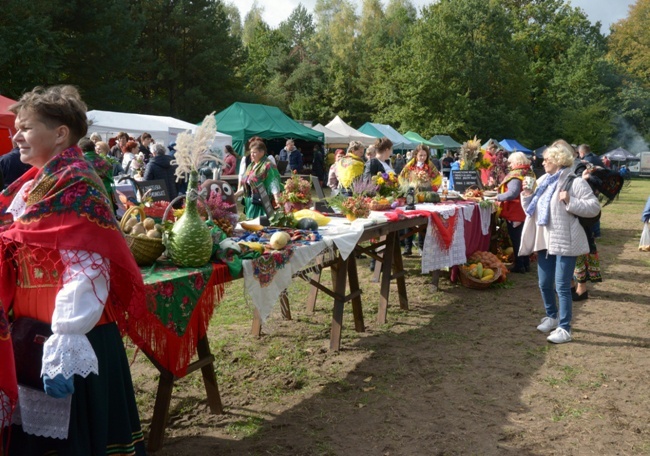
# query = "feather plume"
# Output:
<box><xmin>172</xmin><ymin>112</ymin><xmax>224</xmax><ymax>180</ymax></box>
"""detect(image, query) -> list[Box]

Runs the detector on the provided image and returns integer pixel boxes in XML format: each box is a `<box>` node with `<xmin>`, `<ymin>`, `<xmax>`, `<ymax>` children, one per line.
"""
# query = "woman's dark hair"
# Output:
<box><xmin>414</xmin><ymin>144</ymin><xmax>430</xmax><ymax>155</ymax></box>
<box><xmin>246</xmin><ymin>136</ymin><xmax>264</xmax><ymax>151</ymax></box>
<box><xmin>375</xmin><ymin>137</ymin><xmax>393</xmax><ymax>153</ymax></box>
<box><xmin>10</xmin><ymin>85</ymin><xmax>88</xmax><ymax>143</ymax></box>
<box><xmin>249</xmin><ymin>140</ymin><xmax>267</xmax><ymax>154</ymax></box>
<box><xmin>225</xmin><ymin>145</ymin><xmax>235</xmax><ymax>155</ymax></box>
<box><xmin>78</xmin><ymin>138</ymin><xmax>95</xmax><ymax>153</ymax></box>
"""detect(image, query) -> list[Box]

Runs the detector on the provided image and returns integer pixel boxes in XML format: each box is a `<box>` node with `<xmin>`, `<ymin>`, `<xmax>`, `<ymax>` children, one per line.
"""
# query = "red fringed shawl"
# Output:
<box><xmin>0</xmin><ymin>147</ymin><xmax>147</xmax><ymax>438</ymax></box>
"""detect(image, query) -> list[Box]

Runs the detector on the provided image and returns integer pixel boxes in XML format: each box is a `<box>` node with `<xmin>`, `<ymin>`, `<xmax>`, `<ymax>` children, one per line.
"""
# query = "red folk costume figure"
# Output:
<box><xmin>0</xmin><ymin>85</ymin><xmax>146</xmax><ymax>455</ymax></box>
<box><xmin>498</xmin><ymin>163</ymin><xmax>535</xmax><ymax>222</ymax></box>
<box><xmin>398</xmin><ymin>150</ymin><xmax>443</xmax><ymax>191</ymax></box>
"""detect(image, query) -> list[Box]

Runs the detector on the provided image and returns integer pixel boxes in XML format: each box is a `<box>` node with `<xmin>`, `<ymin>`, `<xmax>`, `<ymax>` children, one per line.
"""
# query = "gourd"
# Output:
<box><xmin>269</xmin><ymin>231</ymin><xmax>290</xmax><ymax>250</ymax></box>
<box><xmin>165</xmin><ymin>170</ymin><xmax>213</xmax><ymax>267</ymax></box>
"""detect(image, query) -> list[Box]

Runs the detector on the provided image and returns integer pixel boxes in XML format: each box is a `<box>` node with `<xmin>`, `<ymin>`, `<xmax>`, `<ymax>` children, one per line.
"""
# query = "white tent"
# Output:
<box><xmin>325</xmin><ymin>115</ymin><xmax>377</xmax><ymax>147</ymax></box>
<box><xmin>311</xmin><ymin>123</ymin><xmax>349</xmax><ymax>147</ymax></box>
<box><xmin>87</xmin><ymin>110</ymin><xmax>232</xmax><ymax>151</ymax></box>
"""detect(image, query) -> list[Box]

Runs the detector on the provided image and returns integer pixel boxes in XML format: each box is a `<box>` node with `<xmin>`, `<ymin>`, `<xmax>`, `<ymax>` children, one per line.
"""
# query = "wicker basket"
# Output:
<box><xmin>369</xmin><ymin>200</ymin><xmax>392</xmax><ymax>211</ymax></box>
<box><xmin>459</xmin><ymin>265</ymin><xmax>501</xmax><ymax>290</ymax></box>
<box><xmin>120</xmin><ymin>206</ymin><xmax>166</xmax><ymax>266</ymax></box>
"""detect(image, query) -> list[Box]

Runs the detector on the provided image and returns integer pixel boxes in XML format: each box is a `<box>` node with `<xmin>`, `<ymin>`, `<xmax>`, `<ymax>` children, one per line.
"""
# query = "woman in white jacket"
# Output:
<box><xmin>520</xmin><ymin>140</ymin><xmax>600</xmax><ymax>344</ymax></box>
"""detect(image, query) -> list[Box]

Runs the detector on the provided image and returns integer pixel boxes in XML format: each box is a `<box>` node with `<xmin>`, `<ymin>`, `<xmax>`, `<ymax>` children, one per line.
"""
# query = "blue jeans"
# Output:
<box><xmin>536</xmin><ymin>250</ymin><xmax>577</xmax><ymax>331</ymax></box>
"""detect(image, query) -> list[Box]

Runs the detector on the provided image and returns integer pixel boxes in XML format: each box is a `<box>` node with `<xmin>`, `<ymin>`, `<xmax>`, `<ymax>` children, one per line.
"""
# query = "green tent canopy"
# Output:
<box><xmin>403</xmin><ymin>131</ymin><xmax>443</xmax><ymax>148</ymax></box>
<box><xmin>214</xmin><ymin>102</ymin><xmax>324</xmax><ymax>154</ymax></box>
<box><xmin>358</xmin><ymin>122</ymin><xmax>418</xmax><ymax>150</ymax></box>
<box><xmin>430</xmin><ymin>135</ymin><xmax>462</xmax><ymax>149</ymax></box>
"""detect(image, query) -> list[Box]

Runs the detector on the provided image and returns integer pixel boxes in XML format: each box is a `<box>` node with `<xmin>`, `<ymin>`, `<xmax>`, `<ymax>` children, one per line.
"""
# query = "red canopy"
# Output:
<box><xmin>0</xmin><ymin>95</ymin><xmax>16</xmax><ymax>156</ymax></box>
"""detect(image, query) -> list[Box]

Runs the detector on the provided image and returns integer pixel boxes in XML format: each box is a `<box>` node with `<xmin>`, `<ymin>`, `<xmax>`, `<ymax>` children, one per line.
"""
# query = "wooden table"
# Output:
<box><xmin>250</xmin><ymin>216</ymin><xmax>429</xmax><ymax>350</ymax></box>
<box><xmin>127</xmin><ymin>262</ymin><xmax>231</xmax><ymax>453</ymax></box>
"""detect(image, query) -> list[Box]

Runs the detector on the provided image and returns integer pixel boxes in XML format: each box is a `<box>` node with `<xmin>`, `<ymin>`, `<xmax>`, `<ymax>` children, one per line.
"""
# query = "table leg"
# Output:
<box><xmin>279</xmin><ymin>290</ymin><xmax>292</xmax><ymax>320</ymax></box>
<box><xmin>306</xmin><ymin>270</ymin><xmax>321</xmax><ymax>313</ymax></box>
<box><xmin>251</xmin><ymin>308</ymin><xmax>262</xmax><ymax>337</ymax></box>
<box><xmin>196</xmin><ymin>336</ymin><xmax>223</xmax><ymax>414</ymax></box>
<box><xmin>147</xmin><ymin>370</ymin><xmax>175</xmax><ymax>453</ymax></box>
<box><xmin>330</xmin><ymin>257</ymin><xmax>349</xmax><ymax>351</ymax></box>
<box><xmin>392</xmin><ymin>233</ymin><xmax>409</xmax><ymax>310</ymax></box>
<box><xmin>377</xmin><ymin>232</ymin><xmax>396</xmax><ymax>325</ymax></box>
<box><xmin>347</xmin><ymin>253</ymin><xmax>365</xmax><ymax>332</ymax></box>
<box><xmin>371</xmin><ymin>237</ymin><xmax>384</xmax><ymax>283</ymax></box>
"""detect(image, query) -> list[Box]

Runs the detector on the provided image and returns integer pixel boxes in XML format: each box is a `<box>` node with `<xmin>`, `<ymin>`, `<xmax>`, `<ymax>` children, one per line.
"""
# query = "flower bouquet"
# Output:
<box><xmin>279</xmin><ymin>172</ymin><xmax>312</xmax><ymax>212</ymax></box>
<box><xmin>129</xmin><ymin>152</ymin><xmax>146</xmax><ymax>178</ymax></box>
<box><xmin>328</xmin><ymin>194</ymin><xmax>371</xmax><ymax>221</ymax></box>
<box><xmin>372</xmin><ymin>171</ymin><xmax>399</xmax><ymax>197</ymax></box>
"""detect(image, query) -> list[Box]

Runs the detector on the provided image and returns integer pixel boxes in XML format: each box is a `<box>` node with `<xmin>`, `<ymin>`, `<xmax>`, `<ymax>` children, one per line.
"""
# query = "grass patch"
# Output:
<box><xmin>226</xmin><ymin>416</ymin><xmax>266</xmax><ymax>438</ymax></box>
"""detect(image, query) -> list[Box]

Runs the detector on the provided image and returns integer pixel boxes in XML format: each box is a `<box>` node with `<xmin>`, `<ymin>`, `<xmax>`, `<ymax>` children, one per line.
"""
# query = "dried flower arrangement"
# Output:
<box><xmin>342</xmin><ymin>195</ymin><xmax>372</xmax><ymax>219</ymax></box>
<box><xmin>351</xmin><ymin>176</ymin><xmax>378</xmax><ymax>197</ymax></box>
<box><xmin>459</xmin><ymin>136</ymin><xmax>490</xmax><ymax>171</ymax></box>
<box><xmin>172</xmin><ymin>113</ymin><xmax>224</xmax><ymax>182</ymax></box>
<box><xmin>279</xmin><ymin>172</ymin><xmax>312</xmax><ymax>205</ymax></box>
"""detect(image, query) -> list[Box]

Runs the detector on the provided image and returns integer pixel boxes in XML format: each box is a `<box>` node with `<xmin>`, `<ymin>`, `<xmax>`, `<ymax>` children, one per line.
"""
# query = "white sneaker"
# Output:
<box><xmin>547</xmin><ymin>327</ymin><xmax>572</xmax><ymax>344</ymax></box>
<box><xmin>536</xmin><ymin>316</ymin><xmax>558</xmax><ymax>333</ymax></box>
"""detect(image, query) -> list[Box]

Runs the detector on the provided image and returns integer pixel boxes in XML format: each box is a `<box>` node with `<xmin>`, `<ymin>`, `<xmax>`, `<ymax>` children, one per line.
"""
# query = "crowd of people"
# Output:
<box><xmin>1</xmin><ymin>84</ymin><xmax>649</xmax><ymax>455</ymax></box>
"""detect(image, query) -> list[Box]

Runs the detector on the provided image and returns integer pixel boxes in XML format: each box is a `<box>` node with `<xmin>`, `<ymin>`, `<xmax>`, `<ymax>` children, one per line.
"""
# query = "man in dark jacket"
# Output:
<box><xmin>578</xmin><ymin>144</ymin><xmax>604</xmax><ymax>167</ymax></box>
<box><xmin>143</xmin><ymin>143</ymin><xmax>178</xmax><ymax>200</ymax></box>
<box><xmin>311</xmin><ymin>144</ymin><xmax>325</xmax><ymax>186</ymax></box>
<box><xmin>0</xmin><ymin>146</ymin><xmax>32</xmax><ymax>189</ymax></box>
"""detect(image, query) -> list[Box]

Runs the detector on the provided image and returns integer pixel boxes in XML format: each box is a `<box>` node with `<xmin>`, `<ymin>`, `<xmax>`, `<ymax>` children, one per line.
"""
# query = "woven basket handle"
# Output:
<box><xmin>119</xmin><ymin>205</ymin><xmax>145</xmax><ymax>232</ymax></box>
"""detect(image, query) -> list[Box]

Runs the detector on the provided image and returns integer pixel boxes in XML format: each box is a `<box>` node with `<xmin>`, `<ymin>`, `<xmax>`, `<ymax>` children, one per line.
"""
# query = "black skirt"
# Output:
<box><xmin>7</xmin><ymin>323</ymin><xmax>146</xmax><ymax>456</ymax></box>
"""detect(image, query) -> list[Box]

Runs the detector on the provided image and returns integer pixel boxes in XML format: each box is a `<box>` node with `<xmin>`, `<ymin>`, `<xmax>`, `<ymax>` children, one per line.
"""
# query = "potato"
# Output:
<box><xmin>124</xmin><ymin>217</ymin><xmax>138</xmax><ymax>232</ymax></box>
<box><xmin>143</xmin><ymin>217</ymin><xmax>156</xmax><ymax>231</ymax></box>
<box><xmin>131</xmin><ymin>223</ymin><xmax>146</xmax><ymax>236</ymax></box>
<box><xmin>146</xmin><ymin>229</ymin><xmax>162</xmax><ymax>239</ymax></box>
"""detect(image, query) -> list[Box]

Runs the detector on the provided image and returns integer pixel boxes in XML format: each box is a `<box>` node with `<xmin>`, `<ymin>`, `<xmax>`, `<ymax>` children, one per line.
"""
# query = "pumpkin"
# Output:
<box><xmin>296</xmin><ymin>218</ymin><xmax>319</xmax><ymax>231</ymax></box>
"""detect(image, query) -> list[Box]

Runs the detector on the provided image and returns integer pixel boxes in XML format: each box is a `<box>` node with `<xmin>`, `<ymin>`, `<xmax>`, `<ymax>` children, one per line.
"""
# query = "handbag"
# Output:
<box><xmin>251</xmin><ymin>193</ymin><xmax>263</xmax><ymax>206</ymax></box>
<box><xmin>11</xmin><ymin>317</ymin><xmax>53</xmax><ymax>390</ymax></box>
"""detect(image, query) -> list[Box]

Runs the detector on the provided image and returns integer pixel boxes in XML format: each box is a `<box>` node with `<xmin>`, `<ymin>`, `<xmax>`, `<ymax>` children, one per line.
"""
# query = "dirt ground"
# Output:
<box><xmin>129</xmin><ymin>196</ymin><xmax>650</xmax><ymax>456</ymax></box>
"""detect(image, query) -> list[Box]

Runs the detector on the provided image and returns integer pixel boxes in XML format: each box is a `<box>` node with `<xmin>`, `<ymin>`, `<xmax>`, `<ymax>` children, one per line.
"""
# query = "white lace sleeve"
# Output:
<box><xmin>41</xmin><ymin>250</ymin><xmax>110</xmax><ymax>380</ymax></box>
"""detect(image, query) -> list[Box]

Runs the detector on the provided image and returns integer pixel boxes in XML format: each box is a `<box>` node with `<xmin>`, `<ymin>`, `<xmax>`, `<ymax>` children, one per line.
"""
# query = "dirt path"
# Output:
<box><xmin>131</xmin><ymin>202</ymin><xmax>650</xmax><ymax>456</ymax></box>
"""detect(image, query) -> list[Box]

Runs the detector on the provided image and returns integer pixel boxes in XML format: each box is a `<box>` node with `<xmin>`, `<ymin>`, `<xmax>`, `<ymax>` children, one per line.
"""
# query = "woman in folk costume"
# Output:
<box><xmin>238</xmin><ymin>139</ymin><xmax>283</xmax><ymax>219</ymax></box>
<box><xmin>336</xmin><ymin>141</ymin><xmax>366</xmax><ymax>196</ymax></box>
<box><xmin>0</xmin><ymin>86</ymin><xmax>146</xmax><ymax>455</ymax></box>
<box><xmin>480</xmin><ymin>140</ymin><xmax>498</xmax><ymax>187</ymax></box>
<box><xmin>398</xmin><ymin>144</ymin><xmax>442</xmax><ymax>191</ymax></box>
<box><xmin>496</xmin><ymin>152</ymin><xmax>536</xmax><ymax>273</ymax></box>
<box><xmin>571</xmin><ymin>163</ymin><xmax>625</xmax><ymax>301</ymax></box>
<box><xmin>398</xmin><ymin>144</ymin><xmax>442</xmax><ymax>255</ymax></box>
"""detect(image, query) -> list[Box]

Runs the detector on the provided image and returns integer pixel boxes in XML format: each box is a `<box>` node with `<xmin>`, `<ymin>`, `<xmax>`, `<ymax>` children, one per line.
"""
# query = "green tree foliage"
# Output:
<box><xmin>0</xmin><ymin>0</ymin><xmax>140</xmax><ymax>109</ymax></box>
<box><xmin>379</xmin><ymin>0</ymin><xmax>529</xmax><ymax>140</ymax></box>
<box><xmin>608</xmin><ymin>0</ymin><xmax>650</xmax><ymax>82</ymax></box>
<box><xmin>608</xmin><ymin>0</ymin><xmax>650</xmax><ymax>146</ymax></box>
<box><xmin>508</xmin><ymin>0</ymin><xmax>616</xmax><ymax>150</ymax></box>
<box><xmin>0</xmin><ymin>0</ymin><xmax>641</xmax><ymax>150</ymax></box>
<box><xmin>134</xmin><ymin>0</ymin><xmax>244</xmax><ymax>121</ymax></box>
